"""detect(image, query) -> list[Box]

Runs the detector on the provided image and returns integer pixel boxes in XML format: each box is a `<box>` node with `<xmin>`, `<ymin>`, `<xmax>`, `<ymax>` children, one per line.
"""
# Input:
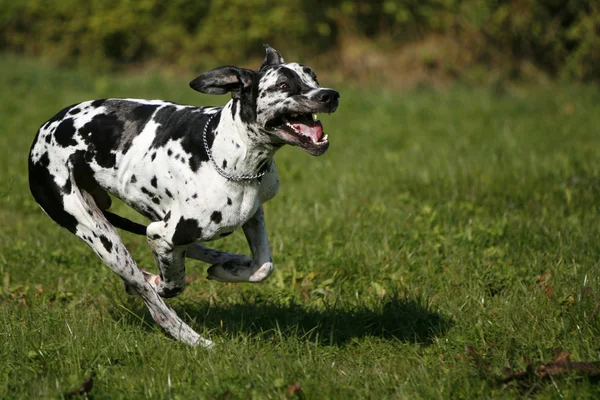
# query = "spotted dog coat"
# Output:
<box><xmin>28</xmin><ymin>45</ymin><xmax>340</xmax><ymax>347</ymax></box>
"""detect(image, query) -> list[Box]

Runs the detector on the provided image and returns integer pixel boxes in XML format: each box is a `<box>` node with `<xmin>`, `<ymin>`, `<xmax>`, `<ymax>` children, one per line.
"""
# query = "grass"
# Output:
<box><xmin>1</xmin><ymin>54</ymin><xmax>600</xmax><ymax>398</ymax></box>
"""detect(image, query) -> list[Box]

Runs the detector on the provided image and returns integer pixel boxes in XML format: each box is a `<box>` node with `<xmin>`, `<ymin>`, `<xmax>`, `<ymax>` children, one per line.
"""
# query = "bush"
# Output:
<box><xmin>0</xmin><ymin>0</ymin><xmax>598</xmax><ymax>82</ymax></box>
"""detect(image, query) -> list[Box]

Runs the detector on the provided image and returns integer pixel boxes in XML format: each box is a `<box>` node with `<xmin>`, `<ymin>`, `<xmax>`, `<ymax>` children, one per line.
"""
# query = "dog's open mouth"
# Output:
<box><xmin>267</xmin><ymin>113</ymin><xmax>329</xmax><ymax>155</ymax></box>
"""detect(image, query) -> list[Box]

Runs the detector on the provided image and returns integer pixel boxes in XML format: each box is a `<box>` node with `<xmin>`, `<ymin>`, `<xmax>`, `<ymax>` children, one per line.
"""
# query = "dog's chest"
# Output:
<box><xmin>181</xmin><ymin>171</ymin><xmax>278</xmax><ymax>240</ymax></box>
<box><xmin>109</xmin><ymin>159</ymin><xmax>278</xmax><ymax>240</ymax></box>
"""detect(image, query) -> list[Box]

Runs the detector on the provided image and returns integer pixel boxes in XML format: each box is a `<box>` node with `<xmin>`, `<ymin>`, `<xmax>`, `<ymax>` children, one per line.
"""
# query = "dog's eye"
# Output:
<box><xmin>278</xmin><ymin>82</ymin><xmax>289</xmax><ymax>90</ymax></box>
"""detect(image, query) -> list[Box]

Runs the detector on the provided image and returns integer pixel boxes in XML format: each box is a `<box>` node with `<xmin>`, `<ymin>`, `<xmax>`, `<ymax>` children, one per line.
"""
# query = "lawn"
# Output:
<box><xmin>1</xmin><ymin>55</ymin><xmax>600</xmax><ymax>398</ymax></box>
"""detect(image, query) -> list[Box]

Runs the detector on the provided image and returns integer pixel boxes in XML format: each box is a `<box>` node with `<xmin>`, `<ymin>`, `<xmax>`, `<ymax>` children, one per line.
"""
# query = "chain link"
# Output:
<box><xmin>202</xmin><ymin>113</ymin><xmax>269</xmax><ymax>182</ymax></box>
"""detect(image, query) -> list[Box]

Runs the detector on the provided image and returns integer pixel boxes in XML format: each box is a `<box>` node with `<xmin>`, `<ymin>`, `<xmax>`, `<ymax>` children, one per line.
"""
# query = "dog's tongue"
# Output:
<box><xmin>291</xmin><ymin>119</ymin><xmax>324</xmax><ymax>142</ymax></box>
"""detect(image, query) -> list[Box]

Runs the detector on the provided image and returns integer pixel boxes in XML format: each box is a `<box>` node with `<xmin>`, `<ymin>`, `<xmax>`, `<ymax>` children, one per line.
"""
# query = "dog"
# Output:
<box><xmin>28</xmin><ymin>45</ymin><xmax>339</xmax><ymax>347</ymax></box>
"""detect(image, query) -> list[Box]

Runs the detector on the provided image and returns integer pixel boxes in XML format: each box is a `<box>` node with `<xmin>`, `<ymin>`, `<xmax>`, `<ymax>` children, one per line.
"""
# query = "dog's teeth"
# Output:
<box><xmin>323</xmin><ymin>134</ymin><xmax>328</xmax><ymax>141</ymax></box>
<box><xmin>312</xmin><ymin>113</ymin><xmax>318</xmax><ymax>122</ymax></box>
<box><xmin>286</xmin><ymin>122</ymin><xmax>300</xmax><ymax>134</ymax></box>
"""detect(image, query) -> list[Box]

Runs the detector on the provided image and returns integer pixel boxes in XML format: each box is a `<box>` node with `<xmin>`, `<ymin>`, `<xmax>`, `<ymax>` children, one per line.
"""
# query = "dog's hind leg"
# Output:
<box><xmin>68</xmin><ymin>183</ymin><xmax>212</xmax><ymax>346</ymax></box>
<box><xmin>29</xmin><ymin>164</ymin><xmax>211</xmax><ymax>347</ymax></box>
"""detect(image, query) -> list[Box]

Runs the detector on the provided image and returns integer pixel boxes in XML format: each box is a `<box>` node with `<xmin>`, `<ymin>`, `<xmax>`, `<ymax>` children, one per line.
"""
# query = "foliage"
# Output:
<box><xmin>0</xmin><ymin>0</ymin><xmax>598</xmax><ymax>81</ymax></box>
<box><xmin>2</xmin><ymin>56</ymin><xmax>600</xmax><ymax>398</ymax></box>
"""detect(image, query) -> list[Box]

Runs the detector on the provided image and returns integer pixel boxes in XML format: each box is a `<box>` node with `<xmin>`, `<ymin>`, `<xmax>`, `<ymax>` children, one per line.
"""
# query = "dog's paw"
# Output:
<box><xmin>248</xmin><ymin>262</ymin><xmax>274</xmax><ymax>282</ymax></box>
<box><xmin>141</xmin><ymin>269</ymin><xmax>161</xmax><ymax>288</ymax></box>
<box><xmin>125</xmin><ymin>269</ymin><xmax>160</xmax><ymax>295</ymax></box>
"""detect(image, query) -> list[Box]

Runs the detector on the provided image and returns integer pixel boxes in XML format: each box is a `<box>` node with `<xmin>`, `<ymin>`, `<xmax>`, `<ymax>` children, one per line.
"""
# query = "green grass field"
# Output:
<box><xmin>1</xmin><ymin>55</ymin><xmax>600</xmax><ymax>398</ymax></box>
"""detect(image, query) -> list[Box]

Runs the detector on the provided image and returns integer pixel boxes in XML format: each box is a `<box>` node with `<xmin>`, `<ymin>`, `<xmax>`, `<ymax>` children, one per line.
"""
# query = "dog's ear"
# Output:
<box><xmin>260</xmin><ymin>44</ymin><xmax>285</xmax><ymax>70</ymax></box>
<box><xmin>189</xmin><ymin>67</ymin><xmax>254</xmax><ymax>99</ymax></box>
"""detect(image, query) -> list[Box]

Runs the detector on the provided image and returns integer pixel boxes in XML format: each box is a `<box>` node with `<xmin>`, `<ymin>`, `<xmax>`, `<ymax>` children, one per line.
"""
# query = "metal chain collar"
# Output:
<box><xmin>202</xmin><ymin>112</ymin><xmax>269</xmax><ymax>182</ymax></box>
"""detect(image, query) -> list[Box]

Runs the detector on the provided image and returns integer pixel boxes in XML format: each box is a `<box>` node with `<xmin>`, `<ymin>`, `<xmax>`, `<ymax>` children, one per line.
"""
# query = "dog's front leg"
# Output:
<box><xmin>206</xmin><ymin>206</ymin><xmax>274</xmax><ymax>282</ymax></box>
<box><xmin>186</xmin><ymin>243</ymin><xmax>251</xmax><ymax>265</ymax></box>
<box><xmin>146</xmin><ymin>221</ymin><xmax>188</xmax><ymax>298</ymax></box>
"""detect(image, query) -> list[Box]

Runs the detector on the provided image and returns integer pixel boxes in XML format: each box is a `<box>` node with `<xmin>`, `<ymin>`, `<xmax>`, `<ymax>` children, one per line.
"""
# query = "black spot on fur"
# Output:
<box><xmin>258</xmin><ymin>160</ymin><xmax>271</xmax><ymax>175</ymax></box>
<box><xmin>231</xmin><ymin>99</ymin><xmax>238</xmax><ymax>116</ymax></box>
<box><xmin>227</xmin><ymin>197</ymin><xmax>232</xmax><ymax>205</ymax></box>
<box><xmin>151</xmin><ymin>152</ymin><xmax>156</xmax><ymax>161</ymax></box>
<box><xmin>54</xmin><ymin>118</ymin><xmax>78</xmax><ymax>147</ymax></box>
<box><xmin>99</xmin><ymin>235</ymin><xmax>113</xmax><ymax>253</ymax></box>
<box><xmin>220</xmin><ymin>231</ymin><xmax>233</xmax><ymax>238</ymax></box>
<box><xmin>210</xmin><ymin>211</ymin><xmax>222</xmax><ymax>224</ymax></box>
<box><xmin>137</xmin><ymin>205</ymin><xmax>160</xmax><ymax>221</ymax></box>
<box><xmin>44</xmin><ymin>135</ymin><xmax>51</xmax><ymax>143</ymax></box>
<box><xmin>159</xmin><ymin>255</ymin><xmax>171</xmax><ymax>266</ymax></box>
<box><xmin>79</xmin><ymin>113</ymin><xmax>124</xmax><ymax>168</ymax></box>
<box><xmin>164</xmin><ymin>210</ymin><xmax>171</xmax><ymax>222</ymax></box>
<box><xmin>120</xmin><ymin>104</ymin><xmax>159</xmax><ymax>153</ymax></box>
<box><xmin>222</xmin><ymin>159</ymin><xmax>227</xmax><ymax>169</ymax></box>
<box><xmin>46</xmin><ymin>104</ymin><xmax>76</xmax><ymax>125</ymax></box>
<box><xmin>302</xmin><ymin>66</ymin><xmax>317</xmax><ymax>82</ymax></box>
<box><xmin>141</xmin><ymin>187</ymin><xmax>153</xmax><ymax>197</ymax></box>
<box><xmin>277</xmin><ymin>68</ymin><xmax>312</xmax><ymax>95</ymax></box>
<box><xmin>191</xmin><ymin>193</ymin><xmax>198</xmax><ymax>199</ymax></box>
<box><xmin>62</xmin><ymin>179</ymin><xmax>72</xmax><ymax>194</ymax></box>
<box><xmin>165</xmin><ymin>188</ymin><xmax>173</xmax><ymax>199</ymax></box>
<box><xmin>69</xmin><ymin>108</ymin><xmax>81</xmax><ymax>115</ymax></box>
<box><xmin>151</xmin><ymin>176</ymin><xmax>158</xmax><ymax>188</ymax></box>
<box><xmin>28</xmin><ymin>150</ymin><xmax>78</xmax><ymax>233</ymax></box>
<box><xmin>91</xmin><ymin>99</ymin><xmax>106</xmax><ymax>108</ymax></box>
<box><xmin>131</xmin><ymin>104</ymin><xmax>159</xmax><ymax>123</ymax></box>
<box><xmin>160</xmin><ymin>286</ymin><xmax>184</xmax><ymax>298</ymax></box>
<box><xmin>131</xmin><ymin>175</ymin><xmax>137</xmax><ymax>183</ymax></box>
<box><xmin>172</xmin><ymin>217</ymin><xmax>203</xmax><ymax>245</ymax></box>
<box><xmin>167</xmin><ymin>149</ymin><xmax>172</xmax><ymax>156</ymax></box>
<box><xmin>152</xmin><ymin>197</ymin><xmax>160</xmax><ymax>205</ymax></box>
<box><xmin>150</xmin><ymin>106</ymin><xmax>221</xmax><ymax>172</ymax></box>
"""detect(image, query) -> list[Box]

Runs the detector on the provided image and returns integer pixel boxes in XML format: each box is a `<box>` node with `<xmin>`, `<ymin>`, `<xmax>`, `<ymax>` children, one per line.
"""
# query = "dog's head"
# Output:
<box><xmin>190</xmin><ymin>44</ymin><xmax>339</xmax><ymax>156</ymax></box>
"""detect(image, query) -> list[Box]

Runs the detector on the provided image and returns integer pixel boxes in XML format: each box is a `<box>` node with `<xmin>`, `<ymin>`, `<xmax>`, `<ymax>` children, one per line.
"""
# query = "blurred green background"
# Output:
<box><xmin>1</xmin><ymin>0</ymin><xmax>599</xmax><ymax>85</ymax></box>
<box><xmin>2</xmin><ymin>1</ymin><xmax>600</xmax><ymax>398</ymax></box>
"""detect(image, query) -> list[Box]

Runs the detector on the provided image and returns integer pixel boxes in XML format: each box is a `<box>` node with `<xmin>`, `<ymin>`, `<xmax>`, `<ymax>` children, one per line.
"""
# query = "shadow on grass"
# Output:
<box><xmin>115</xmin><ymin>294</ymin><xmax>452</xmax><ymax>346</ymax></box>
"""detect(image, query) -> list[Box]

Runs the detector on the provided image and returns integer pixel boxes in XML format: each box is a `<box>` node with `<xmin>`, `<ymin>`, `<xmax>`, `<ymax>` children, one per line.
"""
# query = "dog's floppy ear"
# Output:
<box><xmin>260</xmin><ymin>44</ymin><xmax>285</xmax><ymax>70</ymax></box>
<box><xmin>189</xmin><ymin>66</ymin><xmax>254</xmax><ymax>99</ymax></box>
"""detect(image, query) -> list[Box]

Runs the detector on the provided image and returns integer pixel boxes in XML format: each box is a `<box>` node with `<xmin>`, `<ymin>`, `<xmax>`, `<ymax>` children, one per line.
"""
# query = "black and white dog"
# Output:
<box><xmin>28</xmin><ymin>45</ymin><xmax>339</xmax><ymax>347</ymax></box>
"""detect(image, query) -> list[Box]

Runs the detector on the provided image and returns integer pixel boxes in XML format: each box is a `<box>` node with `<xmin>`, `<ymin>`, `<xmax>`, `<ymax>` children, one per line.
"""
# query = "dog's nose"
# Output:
<box><xmin>317</xmin><ymin>89</ymin><xmax>340</xmax><ymax>104</ymax></box>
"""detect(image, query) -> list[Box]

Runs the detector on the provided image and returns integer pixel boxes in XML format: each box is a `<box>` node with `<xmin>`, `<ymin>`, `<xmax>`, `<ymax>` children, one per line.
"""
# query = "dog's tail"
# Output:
<box><xmin>102</xmin><ymin>211</ymin><xmax>147</xmax><ymax>236</ymax></box>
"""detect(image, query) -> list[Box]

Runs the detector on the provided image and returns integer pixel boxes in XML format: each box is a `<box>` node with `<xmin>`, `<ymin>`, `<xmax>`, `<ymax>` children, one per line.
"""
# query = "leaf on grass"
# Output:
<box><xmin>65</xmin><ymin>374</ymin><xmax>94</xmax><ymax>398</ymax></box>
<box><xmin>217</xmin><ymin>390</ymin><xmax>234</xmax><ymax>400</ymax></box>
<box><xmin>185</xmin><ymin>271</ymin><xmax>200</xmax><ymax>284</ymax></box>
<box><xmin>535</xmin><ymin>271</ymin><xmax>553</xmax><ymax>298</ymax></box>
<box><xmin>536</xmin><ymin>271</ymin><xmax>550</xmax><ymax>284</ymax></box>
<box><xmin>536</xmin><ymin>351</ymin><xmax>600</xmax><ymax>378</ymax></box>
<box><xmin>286</xmin><ymin>381</ymin><xmax>305</xmax><ymax>399</ymax></box>
<box><xmin>465</xmin><ymin>346</ymin><xmax>600</xmax><ymax>391</ymax></box>
<box><xmin>465</xmin><ymin>346</ymin><xmax>490</xmax><ymax>371</ymax></box>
